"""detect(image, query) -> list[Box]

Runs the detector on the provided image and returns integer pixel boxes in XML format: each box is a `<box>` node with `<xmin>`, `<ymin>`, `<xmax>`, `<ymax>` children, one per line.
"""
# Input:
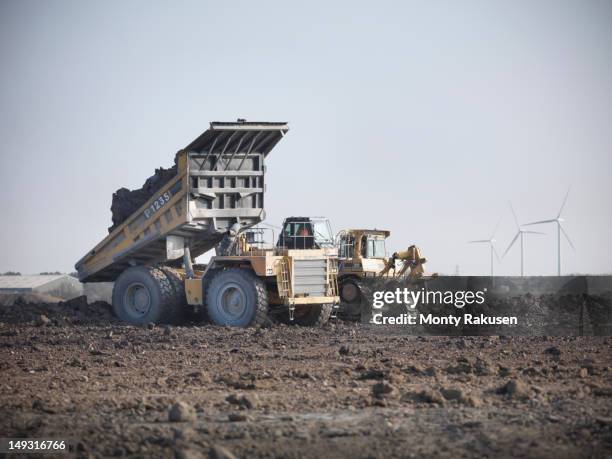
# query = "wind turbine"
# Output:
<box><xmin>503</xmin><ymin>204</ymin><xmax>545</xmax><ymax>277</ymax></box>
<box><xmin>469</xmin><ymin>218</ymin><xmax>501</xmax><ymax>276</ymax></box>
<box><xmin>524</xmin><ymin>187</ymin><xmax>575</xmax><ymax>276</ymax></box>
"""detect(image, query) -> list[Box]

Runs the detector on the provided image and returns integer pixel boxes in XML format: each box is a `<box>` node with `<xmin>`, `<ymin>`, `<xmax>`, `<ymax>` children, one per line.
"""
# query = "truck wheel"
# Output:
<box><xmin>338</xmin><ymin>278</ymin><xmax>364</xmax><ymax>321</ymax></box>
<box><xmin>112</xmin><ymin>266</ymin><xmax>178</xmax><ymax>325</ymax></box>
<box><xmin>160</xmin><ymin>266</ymin><xmax>187</xmax><ymax>323</ymax></box>
<box><xmin>340</xmin><ymin>278</ymin><xmax>362</xmax><ymax>303</ymax></box>
<box><xmin>205</xmin><ymin>268</ymin><xmax>268</xmax><ymax>327</ymax></box>
<box><xmin>291</xmin><ymin>304</ymin><xmax>333</xmax><ymax>326</ymax></box>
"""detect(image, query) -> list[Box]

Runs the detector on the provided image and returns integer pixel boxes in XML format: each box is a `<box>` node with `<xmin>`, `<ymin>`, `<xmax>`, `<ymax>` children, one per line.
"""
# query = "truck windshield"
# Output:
<box><xmin>367</xmin><ymin>238</ymin><xmax>386</xmax><ymax>258</ymax></box>
<box><xmin>313</xmin><ymin>220</ymin><xmax>334</xmax><ymax>247</ymax></box>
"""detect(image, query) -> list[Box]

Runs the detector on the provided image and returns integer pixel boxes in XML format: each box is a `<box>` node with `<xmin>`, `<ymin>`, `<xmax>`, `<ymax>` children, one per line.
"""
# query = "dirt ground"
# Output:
<box><xmin>1</xmin><ymin>299</ymin><xmax>611</xmax><ymax>458</ymax></box>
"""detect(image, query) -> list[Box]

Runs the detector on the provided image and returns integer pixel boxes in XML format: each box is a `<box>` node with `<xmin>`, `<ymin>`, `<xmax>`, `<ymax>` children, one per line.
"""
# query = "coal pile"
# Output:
<box><xmin>0</xmin><ymin>295</ymin><xmax>116</xmax><ymax>326</ymax></box>
<box><xmin>466</xmin><ymin>293</ymin><xmax>608</xmax><ymax>335</ymax></box>
<box><xmin>108</xmin><ymin>155</ymin><xmax>178</xmax><ymax>233</ymax></box>
<box><xmin>357</xmin><ymin>276</ymin><xmax>612</xmax><ymax>336</ymax></box>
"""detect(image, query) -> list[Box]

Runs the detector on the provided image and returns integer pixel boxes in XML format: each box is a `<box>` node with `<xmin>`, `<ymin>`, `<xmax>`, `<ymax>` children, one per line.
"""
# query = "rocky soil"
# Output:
<box><xmin>0</xmin><ymin>300</ymin><xmax>611</xmax><ymax>458</ymax></box>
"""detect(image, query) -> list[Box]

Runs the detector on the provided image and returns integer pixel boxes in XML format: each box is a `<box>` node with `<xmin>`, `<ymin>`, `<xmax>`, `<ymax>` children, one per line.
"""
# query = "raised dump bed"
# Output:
<box><xmin>76</xmin><ymin>121</ymin><xmax>289</xmax><ymax>282</ymax></box>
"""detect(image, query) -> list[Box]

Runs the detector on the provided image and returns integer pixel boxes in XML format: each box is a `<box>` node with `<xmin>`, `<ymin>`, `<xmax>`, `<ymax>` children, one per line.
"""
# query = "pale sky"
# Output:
<box><xmin>1</xmin><ymin>0</ymin><xmax>611</xmax><ymax>276</ymax></box>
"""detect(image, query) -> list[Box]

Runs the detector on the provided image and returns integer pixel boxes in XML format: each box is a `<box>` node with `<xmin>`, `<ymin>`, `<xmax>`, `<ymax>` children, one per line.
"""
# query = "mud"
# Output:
<box><xmin>0</xmin><ymin>292</ymin><xmax>63</xmax><ymax>307</ymax></box>
<box><xmin>108</xmin><ymin>157</ymin><xmax>178</xmax><ymax>233</ymax></box>
<box><xmin>1</xmin><ymin>300</ymin><xmax>611</xmax><ymax>458</ymax></box>
<box><xmin>0</xmin><ymin>295</ymin><xmax>116</xmax><ymax>327</ymax></box>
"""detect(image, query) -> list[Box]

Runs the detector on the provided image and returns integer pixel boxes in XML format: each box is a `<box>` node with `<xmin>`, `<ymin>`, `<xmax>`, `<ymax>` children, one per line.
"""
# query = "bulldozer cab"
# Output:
<box><xmin>337</xmin><ymin>229</ymin><xmax>390</xmax><ymax>261</ymax></box>
<box><xmin>277</xmin><ymin>217</ymin><xmax>335</xmax><ymax>250</ymax></box>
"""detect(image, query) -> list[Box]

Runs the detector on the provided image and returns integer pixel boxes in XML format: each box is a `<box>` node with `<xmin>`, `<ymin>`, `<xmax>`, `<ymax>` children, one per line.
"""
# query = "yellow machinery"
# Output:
<box><xmin>335</xmin><ymin>229</ymin><xmax>429</xmax><ymax>319</ymax></box>
<box><xmin>75</xmin><ymin>121</ymin><xmax>339</xmax><ymax>327</ymax></box>
<box><xmin>379</xmin><ymin>245</ymin><xmax>428</xmax><ymax>278</ymax></box>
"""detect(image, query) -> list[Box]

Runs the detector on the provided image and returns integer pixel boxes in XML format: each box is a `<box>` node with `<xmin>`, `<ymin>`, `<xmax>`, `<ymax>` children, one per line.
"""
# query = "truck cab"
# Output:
<box><xmin>336</xmin><ymin>229</ymin><xmax>390</xmax><ymax>278</ymax></box>
<box><xmin>277</xmin><ymin>217</ymin><xmax>335</xmax><ymax>250</ymax></box>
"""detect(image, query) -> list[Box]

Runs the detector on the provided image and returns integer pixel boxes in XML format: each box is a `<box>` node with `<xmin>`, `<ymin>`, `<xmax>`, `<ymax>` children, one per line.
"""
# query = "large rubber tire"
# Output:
<box><xmin>290</xmin><ymin>304</ymin><xmax>333</xmax><ymax>326</ymax></box>
<box><xmin>340</xmin><ymin>277</ymin><xmax>362</xmax><ymax>303</ymax></box>
<box><xmin>338</xmin><ymin>277</ymin><xmax>364</xmax><ymax>321</ymax></box>
<box><xmin>159</xmin><ymin>266</ymin><xmax>187</xmax><ymax>323</ymax></box>
<box><xmin>205</xmin><ymin>268</ymin><xmax>268</xmax><ymax>327</ymax></box>
<box><xmin>112</xmin><ymin>266</ymin><xmax>179</xmax><ymax>325</ymax></box>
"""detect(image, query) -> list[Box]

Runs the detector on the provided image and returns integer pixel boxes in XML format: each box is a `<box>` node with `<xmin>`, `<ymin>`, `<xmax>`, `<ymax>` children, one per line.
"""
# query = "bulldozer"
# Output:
<box><xmin>75</xmin><ymin>121</ymin><xmax>339</xmax><ymax>328</ymax></box>
<box><xmin>335</xmin><ymin>229</ymin><xmax>430</xmax><ymax>320</ymax></box>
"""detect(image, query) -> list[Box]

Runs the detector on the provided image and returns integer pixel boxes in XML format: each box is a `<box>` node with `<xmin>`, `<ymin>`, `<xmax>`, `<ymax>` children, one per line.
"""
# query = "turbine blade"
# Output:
<box><xmin>493</xmin><ymin>245</ymin><xmax>501</xmax><ymax>262</ymax></box>
<box><xmin>560</xmin><ymin>224</ymin><xmax>575</xmax><ymax>251</ymax></box>
<box><xmin>557</xmin><ymin>186</ymin><xmax>571</xmax><ymax>218</ymax></box>
<box><xmin>524</xmin><ymin>219</ymin><xmax>556</xmax><ymax>226</ymax></box>
<box><xmin>490</xmin><ymin>215</ymin><xmax>503</xmax><ymax>239</ymax></box>
<box><xmin>468</xmin><ymin>240</ymin><xmax>490</xmax><ymax>243</ymax></box>
<box><xmin>522</xmin><ymin>230</ymin><xmax>546</xmax><ymax>235</ymax></box>
<box><xmin>508</xmin><ymin>202</ymin><xmax>520</xmax><ymax>229</ymax></box>
<box><xmin>503</xmin><ymin>232</ymin><xmax>520</xmax><ymax>258</ymax></box>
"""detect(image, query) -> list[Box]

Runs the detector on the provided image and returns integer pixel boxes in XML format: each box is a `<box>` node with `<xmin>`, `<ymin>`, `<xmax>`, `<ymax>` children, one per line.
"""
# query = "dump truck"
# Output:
<box><xmin>335</xmin><ymin>229</ymin><xmax>430</xmax><ymax>320</ymax></box>
<box><xmin>75</xmin><ymin>121</ymin><xmax>339</xmax><ymax>327</ymax></box>
<box><xmin>274</xmin><ymin>217</ymin><xmax>340</xmax><ymax>321</ymax></box>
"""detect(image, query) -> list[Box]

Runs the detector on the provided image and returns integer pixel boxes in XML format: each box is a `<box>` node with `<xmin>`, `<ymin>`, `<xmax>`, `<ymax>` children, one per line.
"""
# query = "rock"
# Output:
<box><xmin>36</xmin><ymin>314</ymin><xmax>51</xmax><ymax>327</ymax></box>
<box><xmin>62</xmin><ymin>295</ymin><xmax>89</xmax><ymax>309</ymax></box>
<box><xmin>544</xmin><ymin>346</ymin><xmax>561</xmax><ymax>356</ymax></box>
<box><xmin>403</xmin><ymin>365</ymin><xmax>424</xmax><ymax>375</ymax></box>
<box><xmin>339</xmin><ymin>345</ymin><xmax>350</xmax><ymax>356</ymax></box>
<box><xmin>498</xmin><ymin>366</ymin><xmax>511</xmax><ymax>377</ymax></box>
<box><xmin>32</xmin><ymin>399</ymin><xmax>55</xmax><ymax>413</ymax></box>
<box><xmin>474</xmin><ymin>357</ymin><xmax>493</xmax><ymax>376</ymax></box>
<box><xmin>172</xmin><ymin>427</ymin><xmax>194</xmax><ymax>441</ymax></box>
<box><xmin>359</xmin><ymin>369</ymin><xmax>385</xmax><ymax>380</ymax></box>
<box><xmin>462</xmin><ymin>420</ymin><xmax>483</xmax><ymax>428</ymax></box>
<box><xmin>372</xmin><ymin>382</ymin><xmax>395</xmax><ymax>398</ymax></box>
<box><xmin>209</xmin><ymin>445</ymin><xmax>237</xmax><ymax>459</ymax></box>
<box><xmin>498</xmin><ymin>379</ymin><xmax>530</xmax><ymax>400</ymax></box>
<box><xmin>164</xmin><ymin>325</ymin><xmax>172</xmax><ymax>336</ymax></box>
<box><xmin>424</xmin><ymin>366</ymin><xmax>439</xmax><ymax>377</ymax></box>
<box><xmin>583</xmin><ymin>364</ymin><xmax>596</xmax><ymax>375</ymax></box>
<box><xmin>168</xmin><ymin>402</ymin><xmax>197</xmax><ymax>422</ymax></box>
<box><xmin>225</xmin><ymin>393</ymin><xmax>258</xmax><ymax>409</ymax></box>
<box><xmin>440</xmin><ymin>387</ymin><xmax>481</xmax><ymax>406</ymax></box>
<box><xmin>522</xmin><ymin>367</ymin><xmax>539</xmax><ymax>377</ymax></box>
<box><xmin>322</xmin><ymin>427</ymin><xmax>352</xmax><ymax>437</ymax></box>
<box><xmin>146</xmin><ymin>322</ymin><xmax>155</xmax><ymax>330</ymax></box>
<box><xmin>403</xmin><ymin>388</ymin><xmax>444</xmax><ymax>404</ymax></box>
<box><xmin>291</xmin><ymin>369</ymin><xmax>316</xmax><ymax>381</ymax></box>
<box><xmin>579</xmin><ymin>367</ymin><xmax>589</xmax><ymax>378</ymax></box>
<box><xmin>460</xmin><ymin>395</ymin><xmax>483</xmax><ymax>407</ymax></box>
<box><xmin>440</xmin><ymin>388</ymin><xmax>463</xmax><ymax>401</ymax></box>
<box><xmin>592</xmin><ymin>387</ymin><xmax>612</xmax><ymax>397</ymax></box>
<box><xmin>228</xmin><ymin>413</ymin><xmax>249</xmax><ymax>422</ymax></box>
<box><xmin>445</xmin><ymin>358</ymin><xmax>473</xmax><ymax>375</ymax></box>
